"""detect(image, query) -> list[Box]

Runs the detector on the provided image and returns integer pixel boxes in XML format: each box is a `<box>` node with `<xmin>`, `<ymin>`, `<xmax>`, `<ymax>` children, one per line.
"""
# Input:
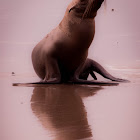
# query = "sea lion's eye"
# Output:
<box><xmin>69</xmin><ymin>8</ymin><xmax>72</xmax><ymax>13</ymax></box>
<box><xmin>69</xmin><ymin>6</ymin><xmax>76</xmax><ymax>13</ymax></box>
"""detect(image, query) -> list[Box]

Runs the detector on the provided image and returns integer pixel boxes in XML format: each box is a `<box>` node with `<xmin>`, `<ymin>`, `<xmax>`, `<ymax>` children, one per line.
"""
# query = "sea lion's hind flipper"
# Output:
<box><xmin>90</xmin><ymin>70</ymin><xmax>97</xmax><ymax>80</ymax></box>
<box><xmin>89</xmin><ymin>59</ymin><xmax>129</xmax><ymax>82</ymax></box>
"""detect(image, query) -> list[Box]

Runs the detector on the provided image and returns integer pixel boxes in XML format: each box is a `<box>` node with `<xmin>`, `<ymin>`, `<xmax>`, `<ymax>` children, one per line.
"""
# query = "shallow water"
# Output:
<box><xmin>0</xmin><ymin>68</ymin><xmax>140</xmax><ymax>140</ymax></box>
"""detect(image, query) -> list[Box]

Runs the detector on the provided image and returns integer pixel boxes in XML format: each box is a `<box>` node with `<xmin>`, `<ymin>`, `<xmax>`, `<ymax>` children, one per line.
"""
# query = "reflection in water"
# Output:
<box><xmin>31</xmin><ymin>85</ymin><xmax>102</xmax><ymax>140</ymax></box>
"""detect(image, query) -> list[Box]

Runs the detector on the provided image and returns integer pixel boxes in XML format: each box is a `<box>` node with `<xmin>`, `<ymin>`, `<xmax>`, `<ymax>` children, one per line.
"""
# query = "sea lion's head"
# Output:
<box><xmin>69</xmin><ymin>0</ymin><xmax>104</xmax><ymax>19</ymax></box>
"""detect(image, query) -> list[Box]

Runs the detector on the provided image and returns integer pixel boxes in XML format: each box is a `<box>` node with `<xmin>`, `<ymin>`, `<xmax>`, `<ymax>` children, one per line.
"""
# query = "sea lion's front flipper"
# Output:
<box><xmin>43</xmin><ymin>56</ymin><xmax>61</xmax><ymax>83</ymax></box>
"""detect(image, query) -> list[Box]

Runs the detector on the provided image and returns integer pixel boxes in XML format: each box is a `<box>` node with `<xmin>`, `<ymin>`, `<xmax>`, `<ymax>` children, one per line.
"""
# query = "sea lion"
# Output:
<box><xmin>31</xmin><ymin>0</ymin><xmax>126</xmax><ymax>85</ymax></box>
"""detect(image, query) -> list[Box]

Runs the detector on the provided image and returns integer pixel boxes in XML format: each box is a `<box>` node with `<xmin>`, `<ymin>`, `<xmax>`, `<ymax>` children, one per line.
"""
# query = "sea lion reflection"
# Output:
<box><xmin>31</xmin><ymin>85</ymin><xmax>102</xmax><ymax>140</ymax></box>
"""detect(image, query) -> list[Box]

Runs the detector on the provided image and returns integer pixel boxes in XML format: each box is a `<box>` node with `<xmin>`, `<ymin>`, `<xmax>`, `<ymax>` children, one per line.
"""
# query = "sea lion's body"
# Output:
<box><xmin>32</xmin><ymin>21</ymin><xmax>93</xmax><ymax>80</ymax></box>
<box><xmin>31</xmin><ymin>0</ymin><xmax>126</xmax><ymax>84</ymax></box>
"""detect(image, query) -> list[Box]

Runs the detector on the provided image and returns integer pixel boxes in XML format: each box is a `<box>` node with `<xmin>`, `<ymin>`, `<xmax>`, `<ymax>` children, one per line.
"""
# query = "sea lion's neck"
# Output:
<box><xmin>59</xmin><ymin>0</ymin><xmax>96</xmax><ymax>37</ymax></box>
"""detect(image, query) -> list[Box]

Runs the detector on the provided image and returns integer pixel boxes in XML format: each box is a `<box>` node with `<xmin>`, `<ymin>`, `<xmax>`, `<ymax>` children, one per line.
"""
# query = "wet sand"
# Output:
<box><xmin>0</xmin><ymin>69</ymin><xmax>140</xmax><ymax>140</ymax></box>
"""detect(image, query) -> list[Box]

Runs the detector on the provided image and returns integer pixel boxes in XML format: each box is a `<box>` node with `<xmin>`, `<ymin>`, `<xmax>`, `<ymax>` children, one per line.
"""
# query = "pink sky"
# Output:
<box><xmin>0</xmin><ymin>0</ymin><xmax>140</xmax><ymax>73</ymax></box>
